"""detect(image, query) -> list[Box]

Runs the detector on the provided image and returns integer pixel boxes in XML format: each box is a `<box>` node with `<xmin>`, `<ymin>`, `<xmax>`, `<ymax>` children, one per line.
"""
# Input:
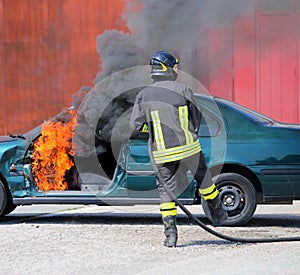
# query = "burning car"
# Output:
<box><xmin>0</xmin><ymin>94</ymin><xmax>300</xmax><ymax>226</ymax></box>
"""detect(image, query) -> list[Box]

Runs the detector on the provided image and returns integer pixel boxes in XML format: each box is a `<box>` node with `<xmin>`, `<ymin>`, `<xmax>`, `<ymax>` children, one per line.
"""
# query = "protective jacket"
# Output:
<box><xmin>130</xmin><ymin>80</ymin><xmax>202</xmax><ymax>164</ymax></box>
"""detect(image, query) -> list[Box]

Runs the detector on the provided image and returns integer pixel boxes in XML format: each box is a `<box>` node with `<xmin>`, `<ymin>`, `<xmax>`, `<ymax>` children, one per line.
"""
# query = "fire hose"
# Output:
<box><xmin>149</xmin><ymin>150</ymin><xmax>300</xmax><ymax>243</ymax></box>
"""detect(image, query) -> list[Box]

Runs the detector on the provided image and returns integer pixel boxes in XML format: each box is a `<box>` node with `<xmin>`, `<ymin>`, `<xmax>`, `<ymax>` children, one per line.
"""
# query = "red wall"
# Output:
<box><xmin>1</xmin><ymin>0</ymin><xmax>300</xmax><ymax>136</ymax></box>
<box><xmin>207</xmin><ymin>3</ymin><xmax>300</xmax><ymax>123</ymax></box>
<box><xmin>0</xmin><ymin>0</ymin><xmax>127</xmax><ymax>134</ymax></box>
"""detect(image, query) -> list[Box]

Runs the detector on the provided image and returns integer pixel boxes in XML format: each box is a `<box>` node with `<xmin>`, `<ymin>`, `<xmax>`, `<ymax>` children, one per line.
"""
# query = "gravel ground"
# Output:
<box><xmin>0</xmin><ymin>204</ymin><xmax>300</xmax><ymax>275</ymax></box>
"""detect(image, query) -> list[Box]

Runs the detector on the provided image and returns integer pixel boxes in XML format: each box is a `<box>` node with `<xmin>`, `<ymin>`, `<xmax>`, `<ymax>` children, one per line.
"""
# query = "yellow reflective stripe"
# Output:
<box><xmin>179</xmin><ymin>106</ymin><xmax>193</xmax><ymax>145</ymax></box>
<box><xmin>160</xmin><ymin>202</ymin><xmax>176</xmax><ymax>209</ymax></box>
<box><xmin>141</xmin><ymin>123</ymin><xmax>149</xmax><ymax>133</ymax></box>
<box><xmin>161</xmin><ymin>209</ymin><xmax>177</xmax><ymax>217</ymax></box>
<box><xmin>199</xmin><ymin>184</ymin><xmax>217</xmax><ymax>195</ymax></box>
<box><xmin>160</xmin><ymin>62</ymin><xmax>168</xmax><ymax>72</ymax></box>
<box><xmin>152</xmin><ymin>140</ymin><xmax>201</xmax><ymax>158</ymax></box>
<box><xmin>160</xmin><ymin>202</ymin><xmax>177</xmax><ymax>217</ymax></box>
<box><xmin>199</xmin><ymin>184</ymin><xmax>219</xmax><ymax>201</ymax></box>
<box><xmin>179</xmin><ymin>106</ymin><xmax>188</xmax><ymax>143</ymax></box>
<box><xmin>153</xmin><ymin>144</ymin><xmax>201</xmax><ymax>164</ymax></box>
<box><xmin>202</xmin><ymin>190</ymin><xmax>219</xmax><ymax>200</ymax></box>
<box><xmin>153</xmin><ymin>143</ymin><xmax>201</xmax><ymax>162</ymax></box>
<box><xmin>150</xmin><ymin>110</ymin><xmax>165</xmax><ymax>150</ymax></box>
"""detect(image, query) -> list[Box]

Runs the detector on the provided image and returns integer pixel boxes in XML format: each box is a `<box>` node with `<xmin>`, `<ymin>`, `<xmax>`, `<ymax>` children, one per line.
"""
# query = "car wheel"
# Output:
<box><xmin>0</xmin><ymin>180</ymin><xmax>8</xmax><ymax>216</ymax></box>
<box><xmin>201</xmin><ymin>173</ymin><xmax>257</xmax><ymax>226</ymax></box>
<box><xmin>2</xmin><ymin>200</ymin><xmax>16</xmax><ymax>216</ymax></box>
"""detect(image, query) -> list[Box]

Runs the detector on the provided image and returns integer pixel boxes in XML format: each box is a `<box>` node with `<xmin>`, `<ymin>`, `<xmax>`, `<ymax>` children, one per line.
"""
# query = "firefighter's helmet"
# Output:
<box><xmin>149</xmin><ymin>51</ymin><xmax>179</xmax><ymax>79</ymax></box>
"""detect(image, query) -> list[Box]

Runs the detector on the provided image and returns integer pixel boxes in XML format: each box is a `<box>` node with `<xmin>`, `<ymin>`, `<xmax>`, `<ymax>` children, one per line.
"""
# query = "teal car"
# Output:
<box><xmin>1</xmin><ymin>95</ymin><xmax>300</xmax><ymax>226</ymax></box>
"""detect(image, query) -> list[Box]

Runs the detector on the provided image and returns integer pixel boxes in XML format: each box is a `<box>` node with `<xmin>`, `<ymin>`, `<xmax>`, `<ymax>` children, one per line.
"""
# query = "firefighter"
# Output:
<box><xmin>130</xmin><ymin>51</ymin><xmax>227</xmax><ymax>247</ymax></box>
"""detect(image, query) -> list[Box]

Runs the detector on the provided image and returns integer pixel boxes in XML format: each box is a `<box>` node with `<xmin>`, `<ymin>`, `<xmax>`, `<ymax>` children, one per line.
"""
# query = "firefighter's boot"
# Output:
<box><xmin>199</xmin><ymin>184</ymin><xmax>228</xmax><ymax>226</ymax></box>
<box><xmin>163</xmin><ymin>215</ymin><xmax>178</xmax><ymax>247</ymax></box>
<box><xmin>207</xmin><ymin>196</ymin><xmax>228</xmax><ymax>227</ymax></box>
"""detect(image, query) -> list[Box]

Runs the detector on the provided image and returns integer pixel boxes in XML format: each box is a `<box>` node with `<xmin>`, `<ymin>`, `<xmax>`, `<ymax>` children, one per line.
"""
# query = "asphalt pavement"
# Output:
<box><xmin>0</xmin><ymin>203</ymin><xmax>300</xmax><ymax>274</ymax></box>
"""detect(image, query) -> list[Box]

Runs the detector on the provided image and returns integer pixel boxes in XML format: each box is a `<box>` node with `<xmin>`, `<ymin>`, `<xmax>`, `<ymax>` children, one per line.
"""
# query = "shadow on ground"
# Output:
<box><xmin>1</xmin><ymin>212</ymin><xmax>299</xmax><ymax>228</ymax></box>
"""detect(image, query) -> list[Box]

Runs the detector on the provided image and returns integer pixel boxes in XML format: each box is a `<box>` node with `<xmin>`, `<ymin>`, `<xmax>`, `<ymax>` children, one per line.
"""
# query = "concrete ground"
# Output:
<box><xmin>0</xmin><ymin>202</ymin><xmax>299</xmax><ymax>274</ymax></box>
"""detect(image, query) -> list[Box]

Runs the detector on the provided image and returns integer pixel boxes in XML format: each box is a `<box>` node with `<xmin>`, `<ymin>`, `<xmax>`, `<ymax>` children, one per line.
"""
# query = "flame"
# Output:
<box><xmin>31</xmin><ymin>108</ymin><xmax>76</xmax><ymax>191</ymax></box>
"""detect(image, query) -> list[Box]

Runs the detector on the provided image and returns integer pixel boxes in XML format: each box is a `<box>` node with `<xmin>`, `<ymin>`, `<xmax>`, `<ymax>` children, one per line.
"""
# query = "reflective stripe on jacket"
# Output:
<box><xmin>130</xmin><ymin>80</ymin><xmax>202</xmax><ymax>164</ymax></box>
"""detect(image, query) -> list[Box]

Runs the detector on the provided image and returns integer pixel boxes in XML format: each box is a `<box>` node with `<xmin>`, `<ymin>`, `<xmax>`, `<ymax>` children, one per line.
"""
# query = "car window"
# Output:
<box><xmin>217</xmin><ymin>98</ymin><xmax>274</xmax><ymax>126</ymax></box>
<box><xmin>198</xmin><ymin>111</ymin><xmax>221</xmax><ymax>137</ymax></box>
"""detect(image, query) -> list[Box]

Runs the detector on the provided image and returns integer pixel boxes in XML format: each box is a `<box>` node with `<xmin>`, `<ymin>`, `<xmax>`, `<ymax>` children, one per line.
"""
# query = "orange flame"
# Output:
<box><xmin>31</xmin><ymin>109</ymin><xmax>76</xmax><ymax>191</ymax></box>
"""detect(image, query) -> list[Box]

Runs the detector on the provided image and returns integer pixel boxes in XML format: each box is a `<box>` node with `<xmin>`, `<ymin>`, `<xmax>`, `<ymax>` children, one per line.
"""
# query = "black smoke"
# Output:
<box><xmin>73</xmin><ymin>0</ymin><xmax>256</xmax><ymax>178</ymax></box>
<box><xmin>95</xmin><ymin>0</ymin><xmax>255</xmax><ymax>83</ymax></box>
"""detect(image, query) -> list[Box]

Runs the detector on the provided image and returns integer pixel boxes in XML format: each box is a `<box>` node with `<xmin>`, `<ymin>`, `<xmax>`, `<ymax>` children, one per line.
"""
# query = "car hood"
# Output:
<box><xmin>0</xmin><ymin>136</ymin><xmax>19</xmax><ymax>143</ymax></box>
<box><xmin>0</xmin><ymin>135</ymin><xmax>28</xmax><ymax>162</ymax></box>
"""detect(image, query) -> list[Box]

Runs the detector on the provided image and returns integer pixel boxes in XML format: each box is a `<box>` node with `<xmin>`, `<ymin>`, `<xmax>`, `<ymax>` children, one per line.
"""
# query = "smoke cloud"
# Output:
<box><xmin>73</xmin><ymin>0</ymin><xmax>256</xmax><ymax>177</ymax></box>
<box><xmin>95</xmin><ymin>0</ymin><xmax>255</xmax><ymax>83</ymax></box>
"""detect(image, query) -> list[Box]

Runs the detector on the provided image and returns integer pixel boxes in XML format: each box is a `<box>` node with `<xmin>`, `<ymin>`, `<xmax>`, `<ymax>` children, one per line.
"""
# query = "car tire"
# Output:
<box><xmin>2</xmin><ymin>200</ymin><xmax>16</xmax><ymax>216</ymax></box>
<box><xmin>0</xmin><ymin>180</ymin><xmax>8</xmax><ymax>216</ymax></box>
<box><xmin>201</xmin><ymin>173</ymin><xmax>257</xmax><ymax>226</ymax></box>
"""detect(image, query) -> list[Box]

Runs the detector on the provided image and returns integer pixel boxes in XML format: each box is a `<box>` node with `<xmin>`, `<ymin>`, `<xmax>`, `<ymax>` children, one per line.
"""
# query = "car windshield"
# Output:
<box><xmin>217</xmin><ymin>98</ymin><xmax>274</xmax><ymax>125</ymax></box>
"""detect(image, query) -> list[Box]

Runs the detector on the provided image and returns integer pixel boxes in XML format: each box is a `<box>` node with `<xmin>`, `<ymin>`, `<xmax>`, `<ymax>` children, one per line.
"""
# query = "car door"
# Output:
<box><xmin>125</xmin><ymin>138</ymin><xmax>158</xmax><ymax>198</ymax></box>
<box><xmin>125</xmin><ymin>137</ymin><xmax>198</xmax><ymax>199</ymax></box>
<box><xmin>197</xmin><ymin>106</ymin><xmax>227</xmax><ymax>168</ymax></box>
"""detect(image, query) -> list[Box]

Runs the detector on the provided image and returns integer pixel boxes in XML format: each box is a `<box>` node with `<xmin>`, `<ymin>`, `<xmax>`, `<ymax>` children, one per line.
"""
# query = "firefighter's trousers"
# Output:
<box><xmin>155</xmin><ymin>151</ymin><xmax>213</xmax><ymax>204</ymax></box>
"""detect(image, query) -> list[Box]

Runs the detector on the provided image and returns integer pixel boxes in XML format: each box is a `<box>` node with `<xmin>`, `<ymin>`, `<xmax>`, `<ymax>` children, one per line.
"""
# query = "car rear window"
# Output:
<box><xmin>217</xmin><ymin>98</ymin><xmax>274</xmax><ymax>126</ymax></box>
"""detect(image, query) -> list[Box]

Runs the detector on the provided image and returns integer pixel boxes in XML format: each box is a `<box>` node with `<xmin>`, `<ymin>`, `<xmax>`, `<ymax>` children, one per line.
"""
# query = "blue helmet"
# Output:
<box><xmin>149</xmin><ymin>51</ymin><xmax>179</xmax><ymax>78</ymax></box>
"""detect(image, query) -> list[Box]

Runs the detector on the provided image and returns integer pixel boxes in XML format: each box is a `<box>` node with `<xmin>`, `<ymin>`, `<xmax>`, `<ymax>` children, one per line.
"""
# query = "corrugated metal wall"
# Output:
<box><xmin>208</xmin><ymin>1</ymin><xmax>300</xmax><ymax>123</ymax></box>
<box><xmin>0</xmin><ymin>0</ymin><xmax>126</xmax><ymax>134</ymax></box>
<box><xmin>1</xmin><ymin>0</ymin><xmax>300</xmax><ymax>135</ymax></box>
